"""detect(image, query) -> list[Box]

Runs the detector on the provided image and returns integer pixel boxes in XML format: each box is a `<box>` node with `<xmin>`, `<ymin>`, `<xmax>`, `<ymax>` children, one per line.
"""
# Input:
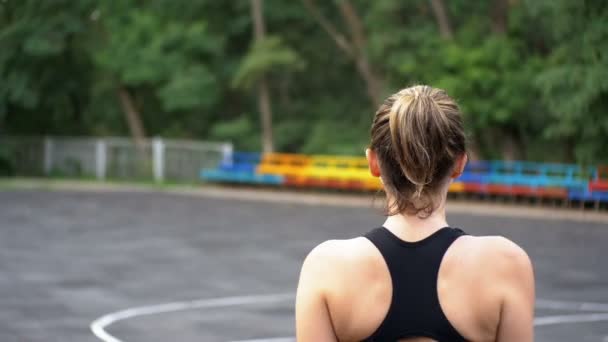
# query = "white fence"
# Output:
<box><xmin>0</xmin><ymin>136</ymin><xmax>232</xmax><ymax>183</ymax></box>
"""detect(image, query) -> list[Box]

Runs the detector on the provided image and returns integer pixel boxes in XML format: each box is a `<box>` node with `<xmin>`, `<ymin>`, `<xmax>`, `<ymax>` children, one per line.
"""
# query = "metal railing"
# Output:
<box><xmin>0</xmin><ymin>136</ymin><xmax>232</xmax><ymax>183</ymax></box>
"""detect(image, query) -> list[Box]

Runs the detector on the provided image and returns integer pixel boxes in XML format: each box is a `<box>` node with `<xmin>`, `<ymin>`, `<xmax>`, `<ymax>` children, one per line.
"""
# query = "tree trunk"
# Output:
<box><xmin>490</xmin><ymin>0</ymin><xmax>509</xmax><ymax>34</ymax></box>
<box><xmin>69</xmin><ymin>92</ymin><xmax>82</xmax><ymax>128</ymax></box>
<box><xmin>496</xmin><ymin>126</ymin><xmax>523</xmax><ymax>161</ymax></box>
<box><xmin>257</xmin><ymin>80</ymin><xmax>274</xmax><ymax>153</ymax></box>
<box><xmin>336</xmin><ymin>0</ymin><xmax>383</xmax><ymax>107</ymax></box>
<box><xmin>302</xmin><ymin>0</ymin><xmax>384</xmax><ymax>108</ymax></box>
<box><xmin>251</xmin><ymin>0</ymin><xmax>274</xmax><ymax>153</ymax></box>
<box><xmin>354</xmin><ymin>57</ymin><xmax>383</xmax><ymax>108</ymax></box>
<box><xmin>63</xmin><ymin>33</ymin><xmax>83</xmax><ymax>131</ymax></box>
<box><xmin>467</xmin><ymin>143</ymin><xmax>481</xmax><ymax>161</ymax></box>
<box><xmin>117</xmin><ymin>86</ymin><xmax>147</xmax><ymax>150</ymax></box>
<box><xmin>429</xmin><ymin>0</ymin><xmax>453</xmax><ymax>39</ymax></box>
<box><xmin>502</xmin><ymin>135</ymin><xmax>518</xmax><ymax>161</ymax></box>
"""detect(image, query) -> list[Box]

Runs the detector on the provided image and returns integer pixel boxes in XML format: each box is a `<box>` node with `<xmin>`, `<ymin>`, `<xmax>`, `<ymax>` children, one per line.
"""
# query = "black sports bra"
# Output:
<box><xmin>362</xmin><ymin>226</ymin><xmax>468</xmax><ymax>342</ymax></box>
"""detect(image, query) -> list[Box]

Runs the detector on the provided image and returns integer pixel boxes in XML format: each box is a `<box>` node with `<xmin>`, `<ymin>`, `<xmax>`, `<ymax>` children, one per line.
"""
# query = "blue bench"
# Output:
<box><xmin>568</xmin><ymin>189</ymin><xmax>608</xmax><ymax>203</ymax></box>
<box><xmin>460</xmin><ymin>161</ymin><xmax>591</xmax><ymax>190</ymax></box>
<box><xmin>200</xmin><ymin>169</ymin><xmax>283</xmax><ymax>185</ymax></box>
<box><xmin>201</xmin><ymin>151</ymin><xmax>284</xmax><ymax>185</ymax></box>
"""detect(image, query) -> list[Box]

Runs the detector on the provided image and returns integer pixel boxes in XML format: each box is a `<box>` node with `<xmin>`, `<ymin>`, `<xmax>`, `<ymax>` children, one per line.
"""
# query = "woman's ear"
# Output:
<box><xmin>451</xmin><ymin>153</ymin><xmax>468</xmax><ymax>178</ymax></box>
<box><xmin>366</xmin><ymin>148</ymin><xmax>381</xmax><ymax>177</ymax></box>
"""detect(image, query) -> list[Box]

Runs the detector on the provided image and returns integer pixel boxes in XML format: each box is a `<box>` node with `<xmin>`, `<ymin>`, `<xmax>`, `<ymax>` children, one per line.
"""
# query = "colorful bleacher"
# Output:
<box><xmin>200</xmin><ymin>151</ymin><xmax>608</xmax><ymax>206</ymax></box>
<box><xmin>200</xmin><ymin>152</ymin><xmax>283</xmax><ymax>185</ymax></box>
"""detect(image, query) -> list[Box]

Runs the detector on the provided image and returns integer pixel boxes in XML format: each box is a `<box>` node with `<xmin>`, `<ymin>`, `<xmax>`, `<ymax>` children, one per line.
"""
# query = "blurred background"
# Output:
<box><xmin>1</xmin><ymin>0</ymin><xmax>606</xmax><ymax>162</ymax></box>
<box><xmin>1</xmin><ymin>1</ymin><xmax>608</xmax><ymax>342</ymax></box>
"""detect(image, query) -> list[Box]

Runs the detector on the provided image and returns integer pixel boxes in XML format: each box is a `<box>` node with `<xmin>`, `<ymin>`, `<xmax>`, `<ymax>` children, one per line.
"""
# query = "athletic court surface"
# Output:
<box><xmin>1</xmin><ymin>187</ymin><xmax>607</xmax><ymax>342</ymax></box>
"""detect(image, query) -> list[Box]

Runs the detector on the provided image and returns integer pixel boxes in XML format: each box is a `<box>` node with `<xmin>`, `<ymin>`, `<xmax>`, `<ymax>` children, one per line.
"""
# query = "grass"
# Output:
<box><xmin>0</xmin><ymin>176</ymin><xmax>205</xmax><ymax>192</ymax></box>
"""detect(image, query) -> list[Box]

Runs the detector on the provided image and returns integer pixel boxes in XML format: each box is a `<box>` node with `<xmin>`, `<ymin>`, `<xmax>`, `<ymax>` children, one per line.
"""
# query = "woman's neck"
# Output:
<box><xmin>382</xmin><ymin>203</ymin><xmax>449</xmax><ymax>242</ymax></box>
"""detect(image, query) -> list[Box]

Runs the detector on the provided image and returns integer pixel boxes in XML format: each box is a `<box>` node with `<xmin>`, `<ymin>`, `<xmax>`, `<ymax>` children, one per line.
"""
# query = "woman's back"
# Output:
<box><xmin>297</xmin><ymin>223</ymin><xmax>534</xmax><ymax>341</ymax></box>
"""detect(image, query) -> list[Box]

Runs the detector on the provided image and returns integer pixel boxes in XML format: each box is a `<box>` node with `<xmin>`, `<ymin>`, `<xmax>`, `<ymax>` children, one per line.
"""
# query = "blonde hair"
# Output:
<box><xmin>370</xmin><ymin>85</ymin><xmax>466</xmax><ymax>217</ymax></box>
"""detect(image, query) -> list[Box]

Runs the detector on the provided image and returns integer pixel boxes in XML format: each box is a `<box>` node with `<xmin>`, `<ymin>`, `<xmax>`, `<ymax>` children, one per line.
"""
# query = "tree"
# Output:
<box><xmin>232</xmin><ymin>1</ymin><xmax>304</xmax><ymax>153</ymax></box>
<box><xmin>532</xmin><ymin>0</ymin><xmax>608</xmax><ymax>163</ymax></box>
<box><xmin>490</xmin><ymin>0</ymin><xmax>510</xmax><ymax>34</ymax></box>
<box><xmin>92</xmin><ymin>1</ymin><xmax>223</xmax><ymax>146</ymax></box>
<box><xmin>0</xmin><ymin>0</ymin><xmax>96</xmax><ymax>135</ymax></box>
<box><xmin>429</xmin><ymin>0</ymin><xmax>453</xmax><ymax>39</ymax></box>
<box><xmin>301</xmin><ymin>0</ymin><xmax>384</xmax><ymax>108</ymax></box>
<box><xmin>2</xmin><ymin>0</ymin><xmax>607</xmax><ymax>165</ymax></box>
<box><xmin>250</xmin><ymin>0</ymin><xmax>274</xmax><ymax>153</ymax></box>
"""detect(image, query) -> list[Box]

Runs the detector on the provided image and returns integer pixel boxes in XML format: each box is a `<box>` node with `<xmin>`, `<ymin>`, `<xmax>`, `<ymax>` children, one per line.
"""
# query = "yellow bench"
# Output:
<box><xmin>256</xmin><ymin>153</ymin><xmax>312</xmax><ymax>178</ymax></box>
<box><xmin>449</xmin><ymin>181</ymin><xmax>465</xmax><ymax>193</ymax></box>
<box><xmin>294</xmin><ymin>155</ymin><xmax>379</xmax><ymax>190</ymax></box>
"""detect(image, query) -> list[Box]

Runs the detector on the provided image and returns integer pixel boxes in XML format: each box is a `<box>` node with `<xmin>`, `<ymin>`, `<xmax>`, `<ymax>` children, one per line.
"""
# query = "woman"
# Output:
<box><xmin>295</xmin><ymin>85</ymin><xmax>535</xmax><ymax>342</ymax></box>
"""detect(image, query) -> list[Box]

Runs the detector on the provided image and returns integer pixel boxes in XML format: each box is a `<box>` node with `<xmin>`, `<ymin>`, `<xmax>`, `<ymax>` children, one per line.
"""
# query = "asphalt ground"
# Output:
<box><xmin>1</xmin><ymin>187</ymin><xmax>607</xmax><ymax>342</ymax></box>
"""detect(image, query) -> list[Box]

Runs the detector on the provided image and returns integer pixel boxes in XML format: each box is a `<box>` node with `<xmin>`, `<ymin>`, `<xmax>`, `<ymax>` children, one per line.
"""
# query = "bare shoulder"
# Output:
<box><xmin>300</xmin><ymin>237</ymin><xmax>380</xmax><ymax>286</ymax></box>
<box><xmin>478</xmin><ymin>236</ymin><xmax>531</xmax><ymax>267</ymax></box>
<box><xmin>303</xmin><ymin>237</ymin><xmax>378</xmax><ymax>271</ymax></box>
<box><xmin>456</xmin><ymin>235</ymin><xmax>534</xmax><ymax>280</ymax></box>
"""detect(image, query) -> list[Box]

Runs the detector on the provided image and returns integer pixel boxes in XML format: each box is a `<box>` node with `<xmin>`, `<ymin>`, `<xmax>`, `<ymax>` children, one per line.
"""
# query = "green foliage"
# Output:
<box><xmin>208</xmin><ymin>115</ymin><xmax>260</xmax><ymax>151</ymax></box>
<box><xmin>232</xmin><ymin>36</ymin><xmax>305</xmax><ymax>90</ymax></box>
<box><xmin>1</xmin><ymin>0</ymin><xmax>607</xmax><ymax>164</ymax></box>
<box><xmin>0</xmin><ymin>0</ymin><xmax>95</xmax><ymax>133</ymax></box>
<box><xmin>301</xmin><ymin>119</ymin><xmax>368</xmax><ymax>156</ymax></box>
<box><xmin>158</xmin><ymin>65</ymin><xmax>218</xmax><ymax>111</ymax></box>
<box><xmin>529</xmin><ymin>0</ymin><xmax>608</xmax><ymax>163</ymax></box>
<box><xmin>94</xmin><ymin>5</ymin><xmax>222</xmax><ymax>113</ymax></box>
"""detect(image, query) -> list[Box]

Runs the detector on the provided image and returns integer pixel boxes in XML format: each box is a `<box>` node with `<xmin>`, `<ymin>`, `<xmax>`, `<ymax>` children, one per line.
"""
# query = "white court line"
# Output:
<box><xmin>90</xmin><ymin>294</ymin><xmax>608</xmax><ymax>342</ymax></box>
<box><xmin>90</xmin><ymin>293</ymin><xmax>293</xmax><ymax>342</ymax></box>
<box><xmin>232</xmin><ymin>312</ymin><xmax>608</xmax><ymax>342</ymax></box>
<box><xmin>230</xmin><ymin>338</ymin><xmax>295</xmax><ymax>342</ymax></box>
<box><xmin>534</xmin><ymin>313</ymin><xmax>608</xmax><ymax>326</ymax></box>
<box><xmin>536</xmin><ymin>298</ymin><xmax>608</xmax><ymax>312</ymax></box>
<box><xmin>230</xmin><ymin>312</ymin><xmax>608</xmax><ymax>342</ymax></box>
